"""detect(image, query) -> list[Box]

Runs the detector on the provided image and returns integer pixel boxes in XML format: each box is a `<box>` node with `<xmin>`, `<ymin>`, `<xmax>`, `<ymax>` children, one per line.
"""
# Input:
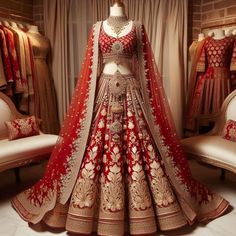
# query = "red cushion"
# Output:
<box><xmin>222</xmin><ymin>119</ymin><xmax>236</xmax><ymax>142</ymax></box>
<box><xmin>5</xmin><ymin>116</ymin><xmax>40</xmax><ymax>140</ymax></box>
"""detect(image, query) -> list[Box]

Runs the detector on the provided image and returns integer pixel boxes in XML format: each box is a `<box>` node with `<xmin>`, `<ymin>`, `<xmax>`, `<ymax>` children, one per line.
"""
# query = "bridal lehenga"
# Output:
<box><xmin>12</xmin><ymin>21</ymin><xmax>229</xmax><ymax>235</ymax></box>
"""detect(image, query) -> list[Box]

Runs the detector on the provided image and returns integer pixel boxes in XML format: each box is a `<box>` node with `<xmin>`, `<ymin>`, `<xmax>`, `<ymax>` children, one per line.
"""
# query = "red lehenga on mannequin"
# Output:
<box><xmin>185</xmin><ymin>36</ymin><xmax>236</xmax><ymax>132</ymax></box>
<box><xmin>12</xmin><ymin>21</ymin><xmax>229</xmax><ymax>235</ymax></box>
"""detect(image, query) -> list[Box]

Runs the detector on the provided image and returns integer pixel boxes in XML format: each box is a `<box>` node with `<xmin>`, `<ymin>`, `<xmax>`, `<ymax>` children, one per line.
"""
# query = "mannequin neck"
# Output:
<box><xmin>213</xmin><ymin>29</ymin><xmax>225</xmax><ymax>40</ymax></box>
<box><xmin>27</xmin><ymin>25</ymin><xmax>40</xmax><ymax>34</ymax></box>
<box><xmin>232</xmin><ymin>29</ymin><xmax>236</xmax><ymax>36</ymax></box>
<box><xmin>198</xmin><ymin>33</ymin><xmax>205</xmax><ymax>41</ymax></box>
<box><xmin>224</xmin><ymin>29</ymin><xmax>232</xmax><ymax>37</ymax></box>
<box><xmin>110</xmin><ymin>6</ymin><xmax>126</xmax><ymax>17</ymax></box>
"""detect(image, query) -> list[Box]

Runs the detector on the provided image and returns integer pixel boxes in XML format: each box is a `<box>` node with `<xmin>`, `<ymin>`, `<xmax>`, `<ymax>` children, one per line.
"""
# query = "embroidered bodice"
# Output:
<box><xmin>99</xmin><ymin>22</ymin><xmax>137</xmax><ymax>63</ymax></box>
<box><xmin>204</xmin><ymin>37</ymin><xmax>234</xmax><ymax>68</ymax></box>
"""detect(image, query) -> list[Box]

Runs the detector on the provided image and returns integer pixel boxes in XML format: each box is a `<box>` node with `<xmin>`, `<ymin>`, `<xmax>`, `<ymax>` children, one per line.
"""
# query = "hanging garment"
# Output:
<box><xmin>26</xmin><ymin>32</ymin><xmax>59</xmax><ymax>134</ymax></box>
<box><xmin>12</xmin><ymin>21</ymin><xmax>229</xmax><ymax>236</ymax></box>
<box><xmin>0</xmin><ymin>28</ymin><xmax>14</xmax><ymax>95</ymax></box>
<box><xmin>0</xmin><ymin>25</ymin><xmax>23</xmax><ymax>94</ymax></box>
<box><xmin>10</xmin><ymin>26</ymin><xmax>29</xmax><ymax>112</ymax></box>
<box><xmin>0</xmin><ymin>47</ymin><xmax>7</xmax><ymax>89</ymax></box>
<box><xmin>185</xmin><ymin>36</ymin><xmax>236</xmax><ymax>132</ymax></box>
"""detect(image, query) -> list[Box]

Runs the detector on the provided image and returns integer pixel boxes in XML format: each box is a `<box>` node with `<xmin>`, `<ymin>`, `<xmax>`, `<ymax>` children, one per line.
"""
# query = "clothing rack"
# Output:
<box><xmin>0</xmin><ymin>10</ymin><xmax>33</xmax><ymax>25</ymax></box>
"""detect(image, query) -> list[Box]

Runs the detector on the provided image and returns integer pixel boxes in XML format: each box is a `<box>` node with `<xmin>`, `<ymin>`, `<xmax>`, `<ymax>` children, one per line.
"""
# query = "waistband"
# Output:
<box><xmin>102</xmin><ymin>53</ymin><xmax>133</xmax><ymax>64</ymax></box>
<box><xmin>100</xmin><ymin>72</ymin><xmax>135</xmax><ymax>80</ymax></box>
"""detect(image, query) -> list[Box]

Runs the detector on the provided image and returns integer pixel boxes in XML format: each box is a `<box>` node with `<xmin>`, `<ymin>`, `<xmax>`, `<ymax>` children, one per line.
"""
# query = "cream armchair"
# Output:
<box><xmin>0</xmin><ymin>92</ymin><xmax>58</xmax><ymax>181</ymax></box>
<box><xmin>181</xmin><ymin>90</ymin><xmax>236</xmax><ymax>179</ymax></box>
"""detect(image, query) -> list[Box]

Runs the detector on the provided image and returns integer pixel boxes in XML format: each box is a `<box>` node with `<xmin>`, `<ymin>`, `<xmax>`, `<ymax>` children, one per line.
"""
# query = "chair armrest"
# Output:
<box><xmin>196</xmin><ymin>112</ymin><xmax>220</xmax><ymax>135</ymax></box>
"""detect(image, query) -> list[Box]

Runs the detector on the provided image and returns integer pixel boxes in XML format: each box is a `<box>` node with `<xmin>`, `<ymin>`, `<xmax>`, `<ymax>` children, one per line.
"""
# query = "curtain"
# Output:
<box><xmin>43</xmin><ymin>0</ymin><xmax>188</xmax><ymax>136</ymax></box>
<box><xmin>43</xmin><ymin>0</ymin><xmax>71</xmax><ymax>124</ymax></box>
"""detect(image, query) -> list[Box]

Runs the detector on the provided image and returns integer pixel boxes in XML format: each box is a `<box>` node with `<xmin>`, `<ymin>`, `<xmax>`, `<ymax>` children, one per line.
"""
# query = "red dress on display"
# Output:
<box><xmin>185</xmin><ymin>36</ymin><xmax>236</xmax><ymax>132</ymax></box>
<box><xmin>0</xmin><ymin>28</ymin><xmax>14</xmax><ymax>94</ymax></box>
<box><xmin>12</xmin><ymin>21</ymin><xmax>229</xmax><ymax>235</ymax></box>
<box><xmin>0</xmin><ymin>25</ymin><xmax>23</xmax><ymax>94</ymax></box>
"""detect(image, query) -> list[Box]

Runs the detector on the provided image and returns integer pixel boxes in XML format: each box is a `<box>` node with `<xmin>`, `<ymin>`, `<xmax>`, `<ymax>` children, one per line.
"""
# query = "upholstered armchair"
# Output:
<box><xmin>0</xmin><ymin>92</ymin><xmax>58</xmax><ymax>181</ymax></box>
<box><xmin>181</xmin><ymin>90</ymin><xmax>236</xmax><ymax>179</ymax></box>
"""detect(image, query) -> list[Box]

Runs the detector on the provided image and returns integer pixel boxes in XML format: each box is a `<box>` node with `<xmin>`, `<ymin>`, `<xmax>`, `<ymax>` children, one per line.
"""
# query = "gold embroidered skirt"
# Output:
<box><xmin>43</xmin><ymin>72</ymin><xmax>188</xmax><ymax>235</ymax></box>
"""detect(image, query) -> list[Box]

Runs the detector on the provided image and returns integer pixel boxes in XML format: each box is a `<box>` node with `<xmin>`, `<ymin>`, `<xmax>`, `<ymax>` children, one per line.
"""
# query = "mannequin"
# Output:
<box><xmin>198</xmin><ymin>33</ymin><xmax>205</xmax><ymax>41</ymax></box>
<box><xmin>232</xmin><ymin>29</ymin><xmax>236</xmax><ymax>36</ymax></box>
<box><xmin>213</xmin><ymin>28</ymin><xmax>225</xmax><ymax>39</ymax></box>
<box><xmin>225</xmin><ymin>28</ymin><xmax>232</xmax><ymax>37</ymax></box>
<box><xmin>27</xmin><ymin>25</ymin><xmax>40</xmax><ymax>34</ymax></box>
<box><xmin>207</xmin><ymin>31</ymin><xmax>214</xmax><ymax>37</ymax></box>
<box><xmin>103</xmin><ymin>0</ymin><xmax>132</xmax><ymax>75</ymax></box>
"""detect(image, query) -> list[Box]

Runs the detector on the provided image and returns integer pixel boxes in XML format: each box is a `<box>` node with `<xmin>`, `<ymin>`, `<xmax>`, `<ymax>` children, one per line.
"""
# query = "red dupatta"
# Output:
<box><xmin>12</xmin><ymin>22</ymin><xmax>102</xmax><ymax>223</ymax></box>
<box><xmin>135</xmin><ymin>23</ymin><xmax>228</xmax><ymax>223</ymax></box>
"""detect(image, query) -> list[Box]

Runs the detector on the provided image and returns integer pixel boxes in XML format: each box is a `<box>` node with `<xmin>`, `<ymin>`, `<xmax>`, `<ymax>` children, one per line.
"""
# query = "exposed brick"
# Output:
<box><xmin>227</xmin><ymin>6</ymin><xmax>236</xmax><ymax>16</ymax></box>
<box><xmin>202</xmin><ymin>0</ymin><xmax>214</xmax><ymax>4</ymax></box>
<box><xmin>33</xmin><ymin>14</ymin><xmax>43</xmax><ymax>21</ymax></box>
<box><xmin>21</xmin><ymin>4</ymin><xmax>33</xmax><ymax>18</ymax></box>
<box><xmin>192</xmin><ymin>20</ymin><xmax>201</xmax><ymax>27</ymax></box>
<box><xmin>192</xmin><ymin>0</ymin><xmax>202</xmax><ymax>6</ymax></box>
<box><xmin>214</xmin><ymin>0</ymin><xmax>236</xmax><ymax>10</ymax></box>
<box><xmin>202</xmin><ymin>13</ymin><xmax>207</xmax><ymax>21</ymax></box>
<box><xmin>206</xmin><ymin>9</ymin><xmax>225</xmax><ymax>20</ymax></box>
<box><xmin>193</xmin><ymin>5</ymin><xmax>201</xmax><ymax>12</ymax></box>
<box><xmin>33</xmin><ymin>5</ymin><xmax>43</xmax><ymax>14</ymax></box>
<box><xmin>193</xmin><ymin>13</ymin><xmax>201</xmax><ymax>20</ymax></box>
<box><xmin>202</xmin><ymin>19</ymin><xmax>225</xmax><ymax>28</ymax></box>
<box><xmin>201</xmin><ymin>3</ymin><xmax>213</xmax><ymax>12</ymax></box>
<box><xmin>33</xmin><ymin>0</ymin><xmax>43</xmax><ymax>5</ymax></box>
<box><xmin>224</xmin><ymin>17</ymin><xmax>236</xmax><ymax>25</ymax></box>
<box><xmin>0</xmin><ymin>0</ymin><xmax>21</xmax><ymax>12</ymax></box>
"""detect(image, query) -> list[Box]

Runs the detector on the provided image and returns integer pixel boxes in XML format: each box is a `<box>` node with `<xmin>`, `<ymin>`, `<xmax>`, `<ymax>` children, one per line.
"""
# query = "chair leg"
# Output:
<box><xmin>14</xmin><ymin>168</ymin><xmax>21</xmax><ymax>183</ymax></box>
<box><xmin>220</xmin><ymin>169</ymin><xmax>226</xmax><ymax>181</ymax></box>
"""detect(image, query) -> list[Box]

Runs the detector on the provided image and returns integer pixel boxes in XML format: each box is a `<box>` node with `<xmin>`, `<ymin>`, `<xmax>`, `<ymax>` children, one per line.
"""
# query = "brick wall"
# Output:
<box><xmin>0</xmin><ymin>0</ymin><xmax>33</xmax><ymax>23</ymax></box>
<box><xmin>33</xmin><ymin>0</ymin><xmax>44</xmax><ymax>32</ymax></box>
<box><xmin>189</xmin><ymin>0</ymin><xmax>236</xmax><ymax>42</ymax></box>
<box><xmin>188</xmin><ymin>0</ymin><xmax>202</xmax><ymax>44</ymax></box>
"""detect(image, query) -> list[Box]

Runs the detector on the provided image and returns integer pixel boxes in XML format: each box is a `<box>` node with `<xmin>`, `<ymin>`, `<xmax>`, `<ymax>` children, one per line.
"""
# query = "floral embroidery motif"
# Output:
<box><xmin>5</xmin><ymin>116</ymin><xmax>40</xmax><ymax>140</ymax></box>
<box><xmin>222</xmin><ymin>119</ymin><xmax>236</xmax><ymax>142</ymax></box>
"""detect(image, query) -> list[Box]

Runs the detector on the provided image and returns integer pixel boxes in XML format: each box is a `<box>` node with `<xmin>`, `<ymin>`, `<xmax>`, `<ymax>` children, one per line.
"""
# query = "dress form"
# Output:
<box><xmin>213</xmin><ymin>29</ymin><xmax>225</xmax><ymax>40</ymax></box>
<box><xmin>102</xmin><ymin>2</ymin><xmax>132</xmax><ymax>75</ymax></box>
<box><xmin>225</xmin><ymin>28</ymin><xmax>232</xmax><ymax>37</ymax></box>
<box><xmin>27</xmin><ymin>25</ymin><xmax>40</xmax><ymax>34</ymax></box>
<box><xmin>208</xmin><ymin>31</ymin><xmax>214</xmax><ymax>37</ymax></box>
<box><xmin>232</xmin><ymin>29</ymin><xmax>236</xmax><ymax>36</ymax></box>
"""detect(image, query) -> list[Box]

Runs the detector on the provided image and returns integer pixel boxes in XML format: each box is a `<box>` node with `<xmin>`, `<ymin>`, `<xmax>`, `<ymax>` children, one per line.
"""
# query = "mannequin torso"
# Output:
<box><xmin>102</xmin><ymin>6</ymin><xmax>133</xmax><ymax>75</ymax></box>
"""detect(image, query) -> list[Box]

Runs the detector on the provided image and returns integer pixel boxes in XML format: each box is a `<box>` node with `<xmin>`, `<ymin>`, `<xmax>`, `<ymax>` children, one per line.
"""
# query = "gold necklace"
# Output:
<box><xmin>107</xmin><ymin>15</ymin><xmax>130</xmax><ymax>36</ymax></box>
